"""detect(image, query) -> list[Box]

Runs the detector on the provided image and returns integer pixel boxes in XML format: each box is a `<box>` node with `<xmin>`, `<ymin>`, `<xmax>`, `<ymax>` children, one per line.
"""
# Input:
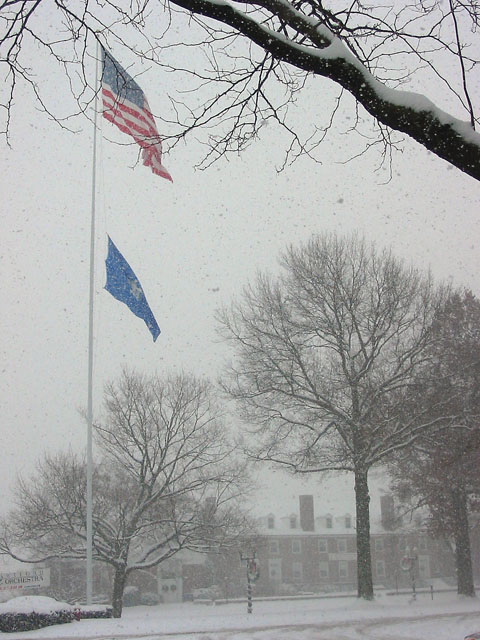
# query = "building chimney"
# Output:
<box><xmin>204</xmin><ymin>497</ymin><xmax>216</xmax><ymax>520</ymax></box>
<box><xmin>380</xmin><ymin>494</ymin><xmax>396</xmax><ymax>530</ymax></box>
<box><xmin>299</xmin><ymin>495</ymin><xmax>314</xmax><ymax>532</ymax></box>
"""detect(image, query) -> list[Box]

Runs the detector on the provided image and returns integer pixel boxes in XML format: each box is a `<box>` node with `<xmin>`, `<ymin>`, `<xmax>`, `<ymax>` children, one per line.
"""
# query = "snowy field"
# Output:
<box><xmin>4</xmin><ymin>592</ymin><xmax>480</xmax><ymax>640</ymax></box>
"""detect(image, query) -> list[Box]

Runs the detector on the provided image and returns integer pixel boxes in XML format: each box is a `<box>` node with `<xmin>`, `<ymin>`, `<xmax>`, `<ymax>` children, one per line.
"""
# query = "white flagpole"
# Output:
<box><xmin>86</xmin><ymin>39</ymin><xmax>100</xmax><ymax>606</ymax></box>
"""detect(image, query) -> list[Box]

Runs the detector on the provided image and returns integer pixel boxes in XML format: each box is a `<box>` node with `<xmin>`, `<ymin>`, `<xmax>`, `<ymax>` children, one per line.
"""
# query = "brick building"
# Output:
<box><xmin>36</xmin><ymin>492</ymin><xmax>465</xmax><ymax>603</ymax></box>
<box><xmin>248</xmin><ymin>494</ymin><xmax>456</xmax><ymax>596</ymax></box>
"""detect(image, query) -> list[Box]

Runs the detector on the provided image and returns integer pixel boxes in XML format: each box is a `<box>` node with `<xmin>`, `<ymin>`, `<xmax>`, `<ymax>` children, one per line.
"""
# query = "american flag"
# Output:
<box><xmin>101</xmin><ymin>48</ymin><xmax>172</xmax><ymax>182</ymax></box>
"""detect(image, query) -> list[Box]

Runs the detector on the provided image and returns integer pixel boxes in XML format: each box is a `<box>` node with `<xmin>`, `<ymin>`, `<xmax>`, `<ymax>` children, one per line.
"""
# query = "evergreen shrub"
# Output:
<box><xmin>0</xmin><ymin>609</ymin><xmax>74</xmax><ymax>632</ymax></box>
<box><xmin>76</xmin><ymin>605</ymin><xmax>113</xmax><ymax>619</ymax></box>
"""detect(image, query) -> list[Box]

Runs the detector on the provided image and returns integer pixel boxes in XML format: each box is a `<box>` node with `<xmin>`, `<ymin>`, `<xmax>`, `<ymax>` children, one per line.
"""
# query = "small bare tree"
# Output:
<box><xmin>218</xmin><ymin>233</ymin><xmax>453</xmax><ymax>599</ymax></box>
<box><xmin>1</xmin><ymin>1</ymin><xmax>480</xmax><ymax>179</ymax></box>
<box><xmin>0</xmin><ymin>370</ymin><xmax>250</xmax><ymax>617</ymax></box>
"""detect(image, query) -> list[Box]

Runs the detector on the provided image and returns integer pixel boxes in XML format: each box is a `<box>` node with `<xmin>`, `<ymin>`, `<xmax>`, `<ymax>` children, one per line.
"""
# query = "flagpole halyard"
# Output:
<box><xmin>86</xmin><ymin>38</ymin><xmax>101</xmax><ymax>607</ymax></box>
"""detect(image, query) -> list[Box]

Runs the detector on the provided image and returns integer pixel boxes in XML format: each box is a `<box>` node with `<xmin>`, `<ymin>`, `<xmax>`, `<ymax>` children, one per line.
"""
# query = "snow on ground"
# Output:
<box><xmin>3</xmin><ymin>592</ymin><xmax>480</xmax><ymax>640</ymax></box>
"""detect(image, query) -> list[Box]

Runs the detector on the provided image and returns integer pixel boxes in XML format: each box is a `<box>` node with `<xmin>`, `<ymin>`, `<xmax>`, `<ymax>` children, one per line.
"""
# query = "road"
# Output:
<box><xmin>26</xmin><ymin>610</ymin><xmax>480</xmax><ymax>640</ymax></box>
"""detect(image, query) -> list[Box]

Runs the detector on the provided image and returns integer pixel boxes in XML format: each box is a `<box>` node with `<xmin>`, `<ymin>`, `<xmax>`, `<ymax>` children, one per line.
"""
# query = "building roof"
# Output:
<box><xmin>250</xmin><ymin>469</ymin><xmax>402</xmax><ymax>535</ymax></box>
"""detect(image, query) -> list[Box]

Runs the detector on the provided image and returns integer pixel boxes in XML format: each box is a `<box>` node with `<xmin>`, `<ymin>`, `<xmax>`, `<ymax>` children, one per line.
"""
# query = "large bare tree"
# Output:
<box><xmin>0</xmin><ymin>370</ymin><xmax>250</xmax><ymax>617</ymax></box>
<box><xmin>217</xmin><ymin>233</ymin><xmax>454</xmax><ymax>599</ymax></box>
<box><xmin>1</xmin><ymin>1</ymin><xmax>480</xmax><ymax>179</ymax></box>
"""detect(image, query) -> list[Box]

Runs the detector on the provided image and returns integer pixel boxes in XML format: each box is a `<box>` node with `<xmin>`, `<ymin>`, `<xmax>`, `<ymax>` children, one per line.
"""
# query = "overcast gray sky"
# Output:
<box><xmin>1</xmin><ymin>28</ymin><xmax>479</xmax><ymax>516</ymax></box>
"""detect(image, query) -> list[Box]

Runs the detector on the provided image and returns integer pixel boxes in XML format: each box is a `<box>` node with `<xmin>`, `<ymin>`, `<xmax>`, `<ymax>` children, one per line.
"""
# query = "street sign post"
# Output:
<box><xmin>240</xmin><ymin>551</ymin><xmax>259</xmax><ymax>614</ymax></box>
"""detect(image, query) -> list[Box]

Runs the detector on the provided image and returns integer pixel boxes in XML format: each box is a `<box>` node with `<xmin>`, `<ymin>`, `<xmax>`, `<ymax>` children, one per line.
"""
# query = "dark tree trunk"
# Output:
<box><xmin>354</xmin><ymin>467</ymin><xmax>374</xmax><ymax>600</ymax></box>
<box><xmin>451</xmin><ymin>484</ymin><xmax>475</xmax><ymax>597</ymax></box>
<box><xmin>111</xmin><ymin>566</ymin><xmax>128</xmax><ymax>618</ymax></box>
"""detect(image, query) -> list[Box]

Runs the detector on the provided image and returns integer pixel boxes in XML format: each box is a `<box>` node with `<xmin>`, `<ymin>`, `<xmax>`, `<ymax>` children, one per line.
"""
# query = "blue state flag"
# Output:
<box><xmin>105</xmin><ymin>236</ymin><xmax>160</xmax><ymax>342</ymax></box>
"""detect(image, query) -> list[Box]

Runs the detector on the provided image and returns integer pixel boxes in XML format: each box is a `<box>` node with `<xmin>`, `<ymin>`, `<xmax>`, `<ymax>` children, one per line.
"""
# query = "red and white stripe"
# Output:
<box><xmin>102</xmin><ymin>87</ymin><xmax>172</xmax><ymax>182</ymax></box>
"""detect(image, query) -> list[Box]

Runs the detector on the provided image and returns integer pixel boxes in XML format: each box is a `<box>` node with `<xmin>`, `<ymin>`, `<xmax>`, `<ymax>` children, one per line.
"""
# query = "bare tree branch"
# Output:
<box><xmin>1</xmin><ymin>0</ymin><xmax>480</xmax><ymax>178</ymax></box>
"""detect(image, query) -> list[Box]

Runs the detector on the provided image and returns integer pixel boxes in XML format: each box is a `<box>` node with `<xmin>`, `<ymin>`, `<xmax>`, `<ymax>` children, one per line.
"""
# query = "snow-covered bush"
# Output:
<box><xmin>0</xmin><ymin>596</ymin><xmax>74</xmax><ymax>632</ymax></box>
<box><xmin>123</xmin><ymin>585</ymin><xmax>140</xmax><ymax>607</ymax></box>
<box><xmin>140</xmin><ymin>592</ymin><xmax>162</xmax><ymax>606</ymax></box>
<box><xmin>75</xmin><ymin>604</ymin><xmax>113</xmax><ymax>619</ymax></box>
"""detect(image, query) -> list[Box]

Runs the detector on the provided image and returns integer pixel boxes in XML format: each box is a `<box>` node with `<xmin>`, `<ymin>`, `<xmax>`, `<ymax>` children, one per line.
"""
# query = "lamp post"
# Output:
<box><xmin>400</xmin><ymin>546</ymin><xmax>418</xmax><ymax>601</ymax></box>
<box><xmin>239</xmin><ymin>549</ymin><xmax>259</xmax><ymax>614</ymax></box>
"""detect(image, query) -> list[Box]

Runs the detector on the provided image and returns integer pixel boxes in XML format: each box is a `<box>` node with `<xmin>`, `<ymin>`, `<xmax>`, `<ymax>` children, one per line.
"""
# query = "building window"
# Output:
<box><xmin>374</xmin><ymin>538</ymin><xmax>384</xmax><ymax>551</ymax></box>
<box><xmin>398</xmin><ymin>538</ymin><xmax>406</xmax><ymax>551</ymax></box>
<box><xmin>338</xmin><ymin>560</ymin><xmax>348</xmax><ymax>579</ymax></box>
<box><xmin>418</xmin><ymin>538</ymin><xmax>427</xmax><ymax>552</ymax></box>
<box><xmin>418</xmin><ymin>556</ymin><xmax>430</xmax><ymax>578</ymax></box>
<box><xmin>319</xmin><ymin>560</ymin><xmax>329</xmax><ymax>578</ymax></box>
<box><xmin>292</xmin><ymin>539</ymin><xmax>302</xmax><ymax>554</ymax></box>
<box><xmin>269</xmin><ymin>539</ymin><xmax>279</xmax><ymax>554</ymax></box>
<box><xmin>326</xmin><ymin>515</ymin><xmax>333</xmax><ymax>529</ymax></box>
<box><xmin>290</xmin><ymin>515</ymin><xmax>297</xmax><ymax>529</ymax></box>
<box><xmin>268</xmin><ymin>558</ymin><xmax>282</xmax><ymax>582</ymax></box>
<box><xmin>318</xmin><ymin>538</ymin><xmax>328</xmax><ymax>553</ymax></box>
<box><xmin>292</xmin><ymin>562</ymin><xmax>303</xmax><ymax>582</ymax></box>
<box><xmin>267</xmin><ymin>515</ymin><xmax>275</xmax><ymax>529</ymax></box>
<box><xmin>376</xmin><ymin>560</ymin><xmax>385</xmax><ymax>577</ymax></box>
<box><xmin>345</xmin><ymin>515</ymin><xmax>352</xmax><ymax>529</ymax></box>
<box><xmin>337</xmin><ymin>538</ymin><xmax>347</xmax><ymax>553</ymax></box>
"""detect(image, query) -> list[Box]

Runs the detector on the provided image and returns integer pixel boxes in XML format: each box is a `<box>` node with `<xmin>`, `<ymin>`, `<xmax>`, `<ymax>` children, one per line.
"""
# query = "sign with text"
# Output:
<box><xmin>0</xmin><ymin>568</ymin><xmax>50</xmax><ymax>592</ymax></box>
